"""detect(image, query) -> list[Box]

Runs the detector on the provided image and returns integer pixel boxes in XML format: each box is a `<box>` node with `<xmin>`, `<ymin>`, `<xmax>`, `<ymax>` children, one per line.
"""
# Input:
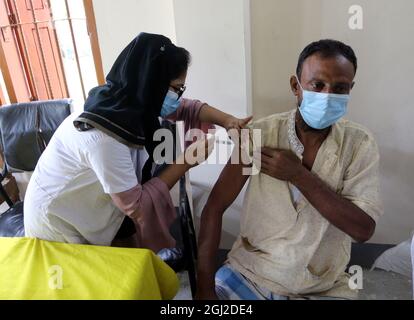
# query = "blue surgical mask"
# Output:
<box><xmin>296</xmin><ymin>76</ymin><xmax>350</xmax><ymax>130</ymax></box>
<box><xmin>161</xmin><ymin>90</ymin><xmax>181</xmax><ymax>118</ymax></box>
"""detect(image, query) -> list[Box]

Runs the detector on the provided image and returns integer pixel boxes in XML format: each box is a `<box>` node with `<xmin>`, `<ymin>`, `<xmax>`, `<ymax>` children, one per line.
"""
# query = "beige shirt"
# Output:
<box><xmin>227</xmin><ymin>110</ymin><xmax>383</xmax><ymax>299</ymax></box>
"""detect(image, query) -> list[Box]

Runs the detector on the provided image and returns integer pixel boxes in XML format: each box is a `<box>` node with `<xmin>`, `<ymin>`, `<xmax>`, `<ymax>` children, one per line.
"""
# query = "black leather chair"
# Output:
<box><xmin>0</xmin><ymin>99</ymin><xmax>72</xmax><ymax>237</ymax></box>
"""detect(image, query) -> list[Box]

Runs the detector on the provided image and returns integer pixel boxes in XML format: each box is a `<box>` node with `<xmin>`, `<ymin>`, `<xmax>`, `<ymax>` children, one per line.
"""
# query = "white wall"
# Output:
<box><xmin>173</xmin><ymin>0</ymin><xmax>251</xmax><ymax>248</ymax></box>
<box><xmin>173</xmin><ymin>0</ymin><xmax>251</xmax><ymax>118</ymax></box>
<box><xmin>0</xmin><ymin>68</ymin><xmax>10</xmax><ymax>105</ymax></box>
<box><xmin>93</xmin><ymin>0</ymin><xmax>251</xmax><ymax>116</ymax></box>
<box><xmin>251</xmin><ymin>0</ymin><xmax>414</xmax><ymax>244</ymax></box>
<box><xmin>92</xmin><ymin>0</ymin><xmax>176</xmax><ymax>75</ymax></box>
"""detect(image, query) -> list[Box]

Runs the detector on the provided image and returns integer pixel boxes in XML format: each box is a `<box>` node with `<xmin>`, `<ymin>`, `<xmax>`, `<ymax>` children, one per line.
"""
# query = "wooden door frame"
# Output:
<box><xmin>83</xmin><ymin>0</ymin><xmax>105</xmax><ymax>85</ymax></box>
<box><xmin>0</xmin><ymin>43</ymin><xmax>17</xmax><ymax>103</ymax></box>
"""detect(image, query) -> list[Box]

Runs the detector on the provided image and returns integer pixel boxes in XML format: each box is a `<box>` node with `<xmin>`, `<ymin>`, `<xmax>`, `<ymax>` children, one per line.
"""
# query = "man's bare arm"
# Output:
<box><xmin>292</xmin><ymin>168</ymin><xmax>375</xmax><ymax>242</ymax></box>
<box><xmin>196</xmin><ymin>161</ymin><xmax>249</xmax><ymax>299</ymax></box>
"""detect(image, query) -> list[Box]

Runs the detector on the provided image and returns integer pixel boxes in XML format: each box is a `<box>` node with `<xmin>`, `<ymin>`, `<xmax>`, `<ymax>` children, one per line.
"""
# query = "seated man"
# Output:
<box><xmin>196</xmin><ymin>39</ymin><xmax>383</xmax><ymax>300</ymax></box>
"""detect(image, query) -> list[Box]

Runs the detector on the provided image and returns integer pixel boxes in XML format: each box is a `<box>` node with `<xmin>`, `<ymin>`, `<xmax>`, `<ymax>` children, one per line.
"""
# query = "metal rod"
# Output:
<box><xmin>46</xmin><ymin>0</ymin><xmax>69</xmax><ymax>98</ymax></box>
<box><xmin>28</xmin><ymin>0</ymin><xmax>54</xmax><ymax>99</ymax></box>
<box><xmin>64</xmin><ymin>0</ymin><xmax>86</xmax><ymax>101</ymax></box>
<box><xmin>0</xmin><ymin>17</ymin><xmax>86</xmax><ymax>29</ymax></box>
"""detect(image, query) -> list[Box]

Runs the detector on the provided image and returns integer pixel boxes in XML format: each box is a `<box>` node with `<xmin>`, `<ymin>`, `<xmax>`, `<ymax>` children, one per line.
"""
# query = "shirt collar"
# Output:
<box><xmin>287</xmin><ymin>110</ymin><xmax>343</xmax><ymax>158</ymax></box>
<box><xmin>288</xmin><ymin>110</ymin><xmax>304</xmax><ymax>157</ymax></box>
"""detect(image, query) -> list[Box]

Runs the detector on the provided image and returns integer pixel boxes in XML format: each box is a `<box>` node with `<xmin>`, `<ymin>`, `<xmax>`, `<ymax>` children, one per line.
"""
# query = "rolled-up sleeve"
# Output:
<box><xmin>341</xmin><ymin>134</ymin><xmax>383</xmax><ymax>223</ymax></box>
<box><xmin>167</xmin><ymin>98</ymin><xmax>214</xmax><ymax>134</ymax></box>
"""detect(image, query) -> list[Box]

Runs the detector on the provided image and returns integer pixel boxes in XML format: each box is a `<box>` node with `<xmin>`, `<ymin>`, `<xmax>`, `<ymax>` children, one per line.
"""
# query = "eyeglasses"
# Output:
<box><xmin>170</xmin><ymin>85</ymin><xmax>186</xmax><ymax>100</ymax></box>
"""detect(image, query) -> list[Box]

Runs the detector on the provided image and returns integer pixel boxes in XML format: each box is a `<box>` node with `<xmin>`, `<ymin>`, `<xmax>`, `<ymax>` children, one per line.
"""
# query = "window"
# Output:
<box><xmin>0</xmin><ymin>0</ymin><xmax>104</xmax><ymax>105</ymax></box>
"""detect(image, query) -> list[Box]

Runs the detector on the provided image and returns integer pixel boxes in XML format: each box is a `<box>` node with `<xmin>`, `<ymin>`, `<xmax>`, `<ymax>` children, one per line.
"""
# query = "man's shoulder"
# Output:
<box><xmin>337</xmin><ymin>118</ymin><xmax>377</xmax><ymax>143</ymax></box>
<box><xmin>248</xmin><ymin>110</ymin><xmax>294</xmax><ymax>130</ymax></box>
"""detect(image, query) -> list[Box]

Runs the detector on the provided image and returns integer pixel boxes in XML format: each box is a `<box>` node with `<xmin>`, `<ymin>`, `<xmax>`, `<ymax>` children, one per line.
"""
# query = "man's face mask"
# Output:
<box><xmin>296</xmin><ymin>76</ymin><xmax>350</xmax><ymax>130</ymax></box>
<box><xmin>160</xmin><ymin>90</ymin><xmax>181</xmax><ymax>118</ymax></box>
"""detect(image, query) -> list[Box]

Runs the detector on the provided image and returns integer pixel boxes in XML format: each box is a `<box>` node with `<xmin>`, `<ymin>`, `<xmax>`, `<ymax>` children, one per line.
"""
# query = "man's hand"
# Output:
<box><xmin>255</xmin><ymin>147</ymin><xmax>304</xmax><ymax>183</ymax></box>
<box><xmin>256</xmin><ymin>148</ymin><xmax>376</xmax><ymax>243</ymax></box>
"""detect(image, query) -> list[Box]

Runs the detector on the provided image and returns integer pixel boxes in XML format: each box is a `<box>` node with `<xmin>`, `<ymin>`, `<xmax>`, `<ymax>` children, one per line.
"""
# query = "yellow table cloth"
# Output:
<box><xmin>0</xmin><ymin>237</ymin><xmax>179</xmax><ymax>300</ymax></box>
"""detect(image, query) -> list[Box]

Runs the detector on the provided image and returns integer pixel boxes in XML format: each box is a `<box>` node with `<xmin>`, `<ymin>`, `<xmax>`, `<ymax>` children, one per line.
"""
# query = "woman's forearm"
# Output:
<box><xmin>158</xmin><ymin>137</ymin><xmax>213</xmax><ymax>189</ymax></box>
<box><xmin>199</xmin><ymin>104</ymin><xmax>233</xmax><ymax>128</ymax></box>
<box><xmin>157</xmin><ymin>158</ymin><xmax>192</xmax><ymax>189</ymax></box>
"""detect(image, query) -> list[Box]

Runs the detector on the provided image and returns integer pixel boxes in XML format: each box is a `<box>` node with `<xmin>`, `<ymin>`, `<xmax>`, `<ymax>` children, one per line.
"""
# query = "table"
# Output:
<box><xmin>0</xmin><ymin>237</ymin><xmax>179</xmax><ymax>300</ymax></box>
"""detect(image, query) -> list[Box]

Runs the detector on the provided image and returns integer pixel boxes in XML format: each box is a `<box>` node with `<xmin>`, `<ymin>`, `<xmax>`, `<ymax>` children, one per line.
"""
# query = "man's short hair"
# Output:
<box><xmin>296</xmin><ymin>39</ymin><xmax>358</xmax><ymax>79</ymax></box>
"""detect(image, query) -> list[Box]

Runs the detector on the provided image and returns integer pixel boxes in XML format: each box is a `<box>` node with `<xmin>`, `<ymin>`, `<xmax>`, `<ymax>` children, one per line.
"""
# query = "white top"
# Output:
<box><xmin>24</xmin><ymin>113</ymin><xmax>141</xmax><ymax>245</ymax></box>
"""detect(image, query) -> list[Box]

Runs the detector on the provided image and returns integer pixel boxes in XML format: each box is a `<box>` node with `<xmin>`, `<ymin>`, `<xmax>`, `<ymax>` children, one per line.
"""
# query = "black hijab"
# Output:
<box><xmin>74</xmin><ymin>33</ymin><xmax>179</xmax><ymax>182</ymax></box>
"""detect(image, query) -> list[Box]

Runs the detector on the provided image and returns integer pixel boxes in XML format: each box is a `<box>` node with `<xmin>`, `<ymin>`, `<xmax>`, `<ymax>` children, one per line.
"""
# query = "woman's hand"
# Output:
<box><xmin>158</xmin><ymin>135</ymin><xmax>215</xmax><ymax>189</ymax></box>
<box><xmin>199</xmin><ymin>104</ymin><xmax>252</xmax><ymax>133</ymax></box>
<box><xmin>224</xmin><ymin>115</ymin><xmax>253</xmax><ymax>132</ymax></box>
